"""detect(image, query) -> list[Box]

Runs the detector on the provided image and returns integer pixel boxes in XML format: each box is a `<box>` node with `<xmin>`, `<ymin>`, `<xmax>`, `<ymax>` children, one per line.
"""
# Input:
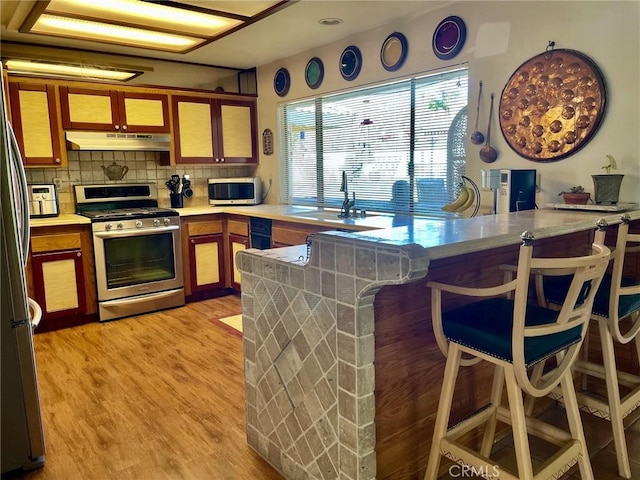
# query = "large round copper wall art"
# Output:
<box><xmin>499</xmin><ymin>48</ymin><xmax>606</xmax><ymax>162</ymax></box>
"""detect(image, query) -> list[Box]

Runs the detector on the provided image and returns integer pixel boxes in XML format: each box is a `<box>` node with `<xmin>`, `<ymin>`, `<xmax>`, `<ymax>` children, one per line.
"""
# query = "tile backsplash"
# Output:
<box><xmin>25</xmin><ymin>150</ymin><xmax>252</xmax><ymax>213</ymax></box>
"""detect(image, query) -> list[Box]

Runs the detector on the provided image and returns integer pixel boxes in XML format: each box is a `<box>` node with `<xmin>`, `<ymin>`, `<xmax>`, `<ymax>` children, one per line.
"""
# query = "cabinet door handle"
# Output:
<box><xmin>122</xmin><ymin>125</ymin><xmax>128</xmax><ymax>131</ymax></box>
<box><xmin>115</xmin><ymin>124</ymin><xmax>120</xmax><ymax>130</ymax></box>
<box><xmin>220</xmin><ymin>158</ymin><xmax>225</xmax><ymax>162</ymax></box>
<box><xmin>55</xmin><ymin>158</ymin><xmax>61</xmax><ymax>164</ymax></box>
<box><xmin>76</xmin><ymin>252</ymin><xmax>81</xmax><ymax>258</ymax></box>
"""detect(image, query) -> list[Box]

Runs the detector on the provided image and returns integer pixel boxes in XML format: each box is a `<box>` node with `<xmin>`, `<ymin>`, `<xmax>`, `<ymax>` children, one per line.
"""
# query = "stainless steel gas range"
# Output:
<box><xmin>75</xmin><ymin>184</ymin><xmax>184</xmax><ymax>321</ymax></box>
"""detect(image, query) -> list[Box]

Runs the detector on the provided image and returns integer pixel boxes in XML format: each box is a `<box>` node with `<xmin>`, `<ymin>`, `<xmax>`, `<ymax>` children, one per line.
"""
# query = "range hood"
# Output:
<box><xmin>65</xmin><ymin>131</ymin><xmax>171</xmax><ymax>151</ymax></box>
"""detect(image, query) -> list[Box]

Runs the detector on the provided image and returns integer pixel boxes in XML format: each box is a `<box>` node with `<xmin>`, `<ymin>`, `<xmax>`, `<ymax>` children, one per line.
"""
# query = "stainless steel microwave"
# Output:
<box><xmin>207</xmin><ymin>177</ymin><xmax>262</xmax><ymax>206</ymax></box>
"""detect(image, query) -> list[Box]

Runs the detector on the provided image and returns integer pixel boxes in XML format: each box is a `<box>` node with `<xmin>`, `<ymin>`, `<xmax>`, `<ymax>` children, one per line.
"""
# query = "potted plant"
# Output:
<box><xmin>592</xmin><ymin>155</ymin><xmax>624</xmax><ymax>204</ymax></box>
<box><xmin>559</xmin><ymin>186</ymin><xmax>591</xmax><ymax>205</ymax></box>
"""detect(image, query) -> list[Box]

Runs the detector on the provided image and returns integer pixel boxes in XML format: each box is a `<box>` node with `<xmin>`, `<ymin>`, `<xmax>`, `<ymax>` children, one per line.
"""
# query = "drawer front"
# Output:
<box><xmin>227</xmin><ymin>219</ymin><xmax>249</xmax><ymax>237</ymax></box>
<box><xmin>187</xmin><ymin>220</ymin><xmax>223</xmax><ymax>237</ymax></box>
<box><xmin>31</xmin><ymin>233</ymin><xmax>82</xmax><ymax>253</ymax></box>
<box><xmin>272</xmin><ymin>226</ymin><xmax>312</xmax><ymax>246</ymax></box>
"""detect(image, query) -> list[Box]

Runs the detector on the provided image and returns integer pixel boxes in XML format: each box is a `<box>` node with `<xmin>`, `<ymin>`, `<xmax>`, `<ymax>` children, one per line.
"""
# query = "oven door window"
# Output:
<box><xmin>103</xmin><ymin>233</ymin><xmax>175</xmax><ymax>289</ymax></box>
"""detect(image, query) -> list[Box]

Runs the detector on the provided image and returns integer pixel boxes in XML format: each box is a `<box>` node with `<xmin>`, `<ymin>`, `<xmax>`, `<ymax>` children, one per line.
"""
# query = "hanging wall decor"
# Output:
<box><xmin>380</xmin><ymin>32</ymin><xmax>408</xmax><ymax>71</ymax></box>
<box><xmin>273</xmin><ymin>67</ymin><xmax>291</xmax><ymax>97</ymax></box>
<box><xmin>432</xmin><ymin>16</ymin><xmax>466</xmax><ymax>60</ymax></box>
<box><xmin>499</xmin><ymin>44</ymin><xmax>607</xmax><ymax>162</ymax></box>
<box><xmin>339</xmin><ymin>45</ymin><xmax>363</xmax><ymax>81</ymax></box>
<box><xmin>305</xmin><ymin>57</ymin><xmax>324</xmax><ymax>89</ymax></box>
<box><xmin>262</xmin><ymin>129</ymin><xmax>274</xmax><ymax>155</ymax></box>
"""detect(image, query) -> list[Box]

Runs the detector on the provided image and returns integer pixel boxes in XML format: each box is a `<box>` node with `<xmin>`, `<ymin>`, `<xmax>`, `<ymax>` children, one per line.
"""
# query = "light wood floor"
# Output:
<box><xmin>7</xmin><ymin>296</ymin><xmax>639</xmax><ymax>479</ymax></box>
<box><xmin>11</xmin><ymin>295</ymin><xmax>283</xmax><ymax>480</ymax></box>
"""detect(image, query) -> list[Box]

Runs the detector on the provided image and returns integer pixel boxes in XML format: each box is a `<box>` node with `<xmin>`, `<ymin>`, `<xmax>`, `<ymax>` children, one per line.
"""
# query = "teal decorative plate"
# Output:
<box><xmin>305</xmin><ymin>57</ymin><xmax>324</xmax><ymax>89</ymax></box>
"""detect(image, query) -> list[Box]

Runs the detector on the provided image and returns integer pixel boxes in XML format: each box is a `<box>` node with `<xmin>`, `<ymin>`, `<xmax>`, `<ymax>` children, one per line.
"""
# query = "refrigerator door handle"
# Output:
<box><xmin>8</xmin><ymin>126</ymin><xmax>30</xmax><ymax>265</ymax></box>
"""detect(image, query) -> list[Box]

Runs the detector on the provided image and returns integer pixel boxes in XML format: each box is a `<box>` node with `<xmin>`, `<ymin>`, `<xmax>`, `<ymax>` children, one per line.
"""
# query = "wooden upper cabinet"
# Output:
<box><xmin>8</xmin><ymin>82</ymin><xmax>64</xmax><ymax>166</ymax></box>
<box><xmin>217</xmin><ymin>98</ymin><xmax>257</xmax><ymax>164</ymax></box>
<box><xmin>59</xmin><ymin>86</ymin><xmax>170</xmax><ymax>133</ymax></box>
<box><xmin>172</xmin><ymin>94</ymin><xmax>257</xmax><ymax>165</ymax></box>
<box><xmin>173</xmin><ymin>95</ymin><xmax>217</xmax><ymax>164</ymax></box>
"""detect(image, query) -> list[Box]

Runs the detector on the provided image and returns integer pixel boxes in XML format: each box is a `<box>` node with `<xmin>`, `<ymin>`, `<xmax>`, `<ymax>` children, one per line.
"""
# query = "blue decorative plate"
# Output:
<box><xmin>273</xmin><ymin>67</ymin><xmax>290</xmax><ymax>97</ymax></box>
<box><xmin>432</xmin><ymin>16</ymin><xmax>466</xmax><ymax>60</ymax></box>
<box><xmin>305</xmin><ymin>57</ymin><xmax>324</xmax><ymax>89</ymax></box>
<box><xmin>380</xmin><ymin>32</ymin><xmax>408</xmax><ymax>72</ymax></box>
<box><xmin>339</xmin><ymin>46</ymin><xmax>362</xmax><ymax>81</ymax></box>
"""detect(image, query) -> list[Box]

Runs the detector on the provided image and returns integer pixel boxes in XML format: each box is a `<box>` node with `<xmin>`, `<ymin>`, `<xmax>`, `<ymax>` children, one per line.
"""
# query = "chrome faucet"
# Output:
<box><xmin>339</xmin><ymin>171</ymin><xmax>356</xmax><ymax>218</ymax></box>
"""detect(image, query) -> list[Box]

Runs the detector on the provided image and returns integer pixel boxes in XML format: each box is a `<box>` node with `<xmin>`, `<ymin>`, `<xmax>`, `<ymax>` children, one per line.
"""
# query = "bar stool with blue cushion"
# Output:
<box><xmin>424</xmin><ymin>232</ymin><xmax>611</xmax><ymax>480</ymax></box>
<box><xmin>538</xmin><ymin>214</ymin><xmax>640</xmax><ymax>478</ymax></box>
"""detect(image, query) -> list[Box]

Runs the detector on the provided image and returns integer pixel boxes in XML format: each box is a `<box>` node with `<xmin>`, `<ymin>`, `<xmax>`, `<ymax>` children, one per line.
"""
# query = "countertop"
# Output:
<box><xmin>248</xmin><ymin>208</ymin><xmax>640</xmax><ymax>265</ymax></box>
<box><xmin>29</xmin><ymin>204</ymin><xmax>405</xmax><ymax>231</ymax></box>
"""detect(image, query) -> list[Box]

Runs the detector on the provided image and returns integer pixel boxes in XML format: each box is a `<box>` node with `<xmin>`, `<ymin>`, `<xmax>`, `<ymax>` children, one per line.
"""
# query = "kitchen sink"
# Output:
<box><xmin>291</xmin><ymin>210</ymin><xmax>380</xmax><ymax>221</ymax></box>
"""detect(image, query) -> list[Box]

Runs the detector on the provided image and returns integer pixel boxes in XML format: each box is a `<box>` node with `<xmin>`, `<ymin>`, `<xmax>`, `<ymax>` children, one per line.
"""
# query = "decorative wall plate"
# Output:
<box><xmin>432</xmin><ymin>16</ymin><xmax>466</xmax><ymax>60</ymax></box>
<box><xmin>339</xmin><ymin>45</ymin><xmax>362</xmax><ymax>81</ymax></box>
<box><xmin>273</xmin><ymin>67</ymin><xmax>290</xmax><ymax>97</ymax></box>
<box><xmin>380</xmin><ymin>32</ymin><xmax>408</xmax><ymax>71</ymax></box>
<box><xmin>498</xmin><ymin>48</ymin><xmax>607</xmax><ymax>162</ymax></box>
<box><xmin>305</xmin><ymin>57</ymin><xmax>324</xmax><ymax>89</ymax></box>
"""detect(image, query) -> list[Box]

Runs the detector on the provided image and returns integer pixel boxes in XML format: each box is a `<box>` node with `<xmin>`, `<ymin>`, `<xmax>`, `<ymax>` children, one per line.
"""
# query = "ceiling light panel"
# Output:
<box><xmin>178</xmin><ymin>1</ymin><xmax>284</xmax><ymax>17</ymax></box>
<box><xmin>44</xmin><ymin>0</ymin><xmax>242</xmax><ymax>37</ymax></box>
<box><xmin>31</xmin><ymin>15</ymin><xmax>205</xmax><ymax>52</ymax></box>
<box><xmin>5</xmin><ymin>60</ymin><xmax>139</xmax><ymax>81</ymax></box>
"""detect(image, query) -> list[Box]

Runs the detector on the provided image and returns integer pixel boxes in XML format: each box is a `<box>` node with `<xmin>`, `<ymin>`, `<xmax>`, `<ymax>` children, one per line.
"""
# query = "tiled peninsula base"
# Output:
<box><xmin>237</xmin><ymin>235</ymin><xmax>429</xmax><ymax>479</ymax></box>
<box><xmin>237</xmin><ymin>211</ymin><xmax>640</xmax><ymax>479</ymax></box>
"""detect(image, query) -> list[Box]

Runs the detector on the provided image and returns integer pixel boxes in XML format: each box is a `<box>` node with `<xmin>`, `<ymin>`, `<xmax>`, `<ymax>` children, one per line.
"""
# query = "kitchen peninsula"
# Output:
<box><xmin>236</xmin><ymin>208</ymin><xmax>640</xmax><ymax>480</ymax></box>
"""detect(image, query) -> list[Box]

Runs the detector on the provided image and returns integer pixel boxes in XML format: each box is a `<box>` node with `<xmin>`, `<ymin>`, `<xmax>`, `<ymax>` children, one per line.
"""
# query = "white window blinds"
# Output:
<box><xmin>281</xmin><ymin>66</ymin><xmax>468</xmax><ymax>216</ymax></box>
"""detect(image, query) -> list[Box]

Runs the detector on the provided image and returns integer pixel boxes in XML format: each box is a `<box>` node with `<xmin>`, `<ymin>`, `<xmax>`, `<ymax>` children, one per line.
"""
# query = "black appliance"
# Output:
<box><xmin>250</xmin><ymin>217</ymin><xmax>272</xmax><ymax>249</ymax></box>
<box><xmin>496</xmin><ymin>169</ymin><xmax>537</xmax><ymax>213</ymax></box>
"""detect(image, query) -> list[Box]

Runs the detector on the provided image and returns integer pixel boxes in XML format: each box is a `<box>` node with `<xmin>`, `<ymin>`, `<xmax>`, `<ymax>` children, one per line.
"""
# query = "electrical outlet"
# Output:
<box><xmin>53</xmin><ymin>178</ymin><xmax>63</xmax><ymax>190</ymax></box>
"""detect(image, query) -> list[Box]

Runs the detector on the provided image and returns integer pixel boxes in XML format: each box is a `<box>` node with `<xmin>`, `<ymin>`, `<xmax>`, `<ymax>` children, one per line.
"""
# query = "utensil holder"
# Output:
<box><xmin>170</xmin><ymin>193</ymin><xmax>183</xmax><ymax>208</ymax></box>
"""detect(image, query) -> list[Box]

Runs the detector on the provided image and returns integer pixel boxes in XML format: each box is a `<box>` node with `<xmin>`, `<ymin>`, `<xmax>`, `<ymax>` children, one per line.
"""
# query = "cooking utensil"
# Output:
<box><xmin>480</xmin><ymin>93</ymin><xmax>498</xmax><ymax>163</ymax></box>
<box><xmin>470</xmin><ymin>80</ymin><xmax>485</xmax><ymax>145</ymax></box>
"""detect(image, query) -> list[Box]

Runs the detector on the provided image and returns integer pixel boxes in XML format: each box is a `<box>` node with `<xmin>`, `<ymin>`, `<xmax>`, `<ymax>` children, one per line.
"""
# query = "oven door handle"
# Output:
<box><xmin>94</xmin><ymin>225</ymin><xmax>179</xmax><ymax>238</ymax></box>
<box><xmin>100</xmin><ymin>289</ymin><xmax>184</xmax><ymax>307</ymax></box>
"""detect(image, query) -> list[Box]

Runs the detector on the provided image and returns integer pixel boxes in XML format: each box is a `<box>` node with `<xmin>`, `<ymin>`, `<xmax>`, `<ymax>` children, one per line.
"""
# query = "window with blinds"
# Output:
<box><xmin>280</xmin><ymin>66</ymin><xmax>468</xmax><ymax>216</ymax></box>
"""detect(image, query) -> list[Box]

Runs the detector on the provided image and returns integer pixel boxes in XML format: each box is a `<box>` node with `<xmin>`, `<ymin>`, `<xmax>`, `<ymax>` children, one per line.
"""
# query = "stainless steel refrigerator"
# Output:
<box><xmin>1</xmin><ymin>81</ymin><xmax>46</xmax><ymax>473</ymax></box>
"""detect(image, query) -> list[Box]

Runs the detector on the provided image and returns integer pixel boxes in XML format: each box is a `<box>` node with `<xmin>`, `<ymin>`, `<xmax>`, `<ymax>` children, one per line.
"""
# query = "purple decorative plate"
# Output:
<box><xmin>432</xmin><ymin>16</ymin><xmax>466</xmax><ymax>60</ymax></box>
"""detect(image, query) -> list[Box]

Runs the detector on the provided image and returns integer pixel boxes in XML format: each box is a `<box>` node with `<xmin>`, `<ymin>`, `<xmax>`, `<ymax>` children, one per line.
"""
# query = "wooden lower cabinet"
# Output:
<box><xmin>228</xmin><ymin>234</ymin><xmax>248</xmax><ymax>290</ymax></box>
<box><xmin>31</xmin><ymin>249</ymin><xmax>85</xmax><ymax>318</ymax></box>
<box><xmin>182</xmin><ymin>217</ymin><xmax>226</xmax><ymax>300</ymax></box>
<box><xmin>188</xmin><ymin>234</ymin><xmax>225</xmax><ymax>292</ymax></box>
<box><xmin>28</xmin><ymin>227</ymin><xmax>96</xmax><ymax>331</ymax></box>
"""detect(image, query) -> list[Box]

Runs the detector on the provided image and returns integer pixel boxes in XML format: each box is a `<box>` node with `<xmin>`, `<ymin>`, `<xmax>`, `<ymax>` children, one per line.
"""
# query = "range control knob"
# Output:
<box><xmin>153</xmin><ymin>219</ymin><xmax>161</xmax><ymax>227</ymax></box>
<box><xmin>105</xmin><ymin>223</ymin><xmax>113</xmax><ymax>230</ymax></box>
<box><xmin>135</xmin><ymin>220</ymin><xmax>143</xmax><ymax>228</ymax></box>
<box><xmin>163</xmin><ymin>218</ymin><xmax>172</xmax><ymax>226</ymax></box>
<box><xmin>117</xmin><ymin>222</ymin><xmax>124</xmax><ymax>229</ymax></box>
